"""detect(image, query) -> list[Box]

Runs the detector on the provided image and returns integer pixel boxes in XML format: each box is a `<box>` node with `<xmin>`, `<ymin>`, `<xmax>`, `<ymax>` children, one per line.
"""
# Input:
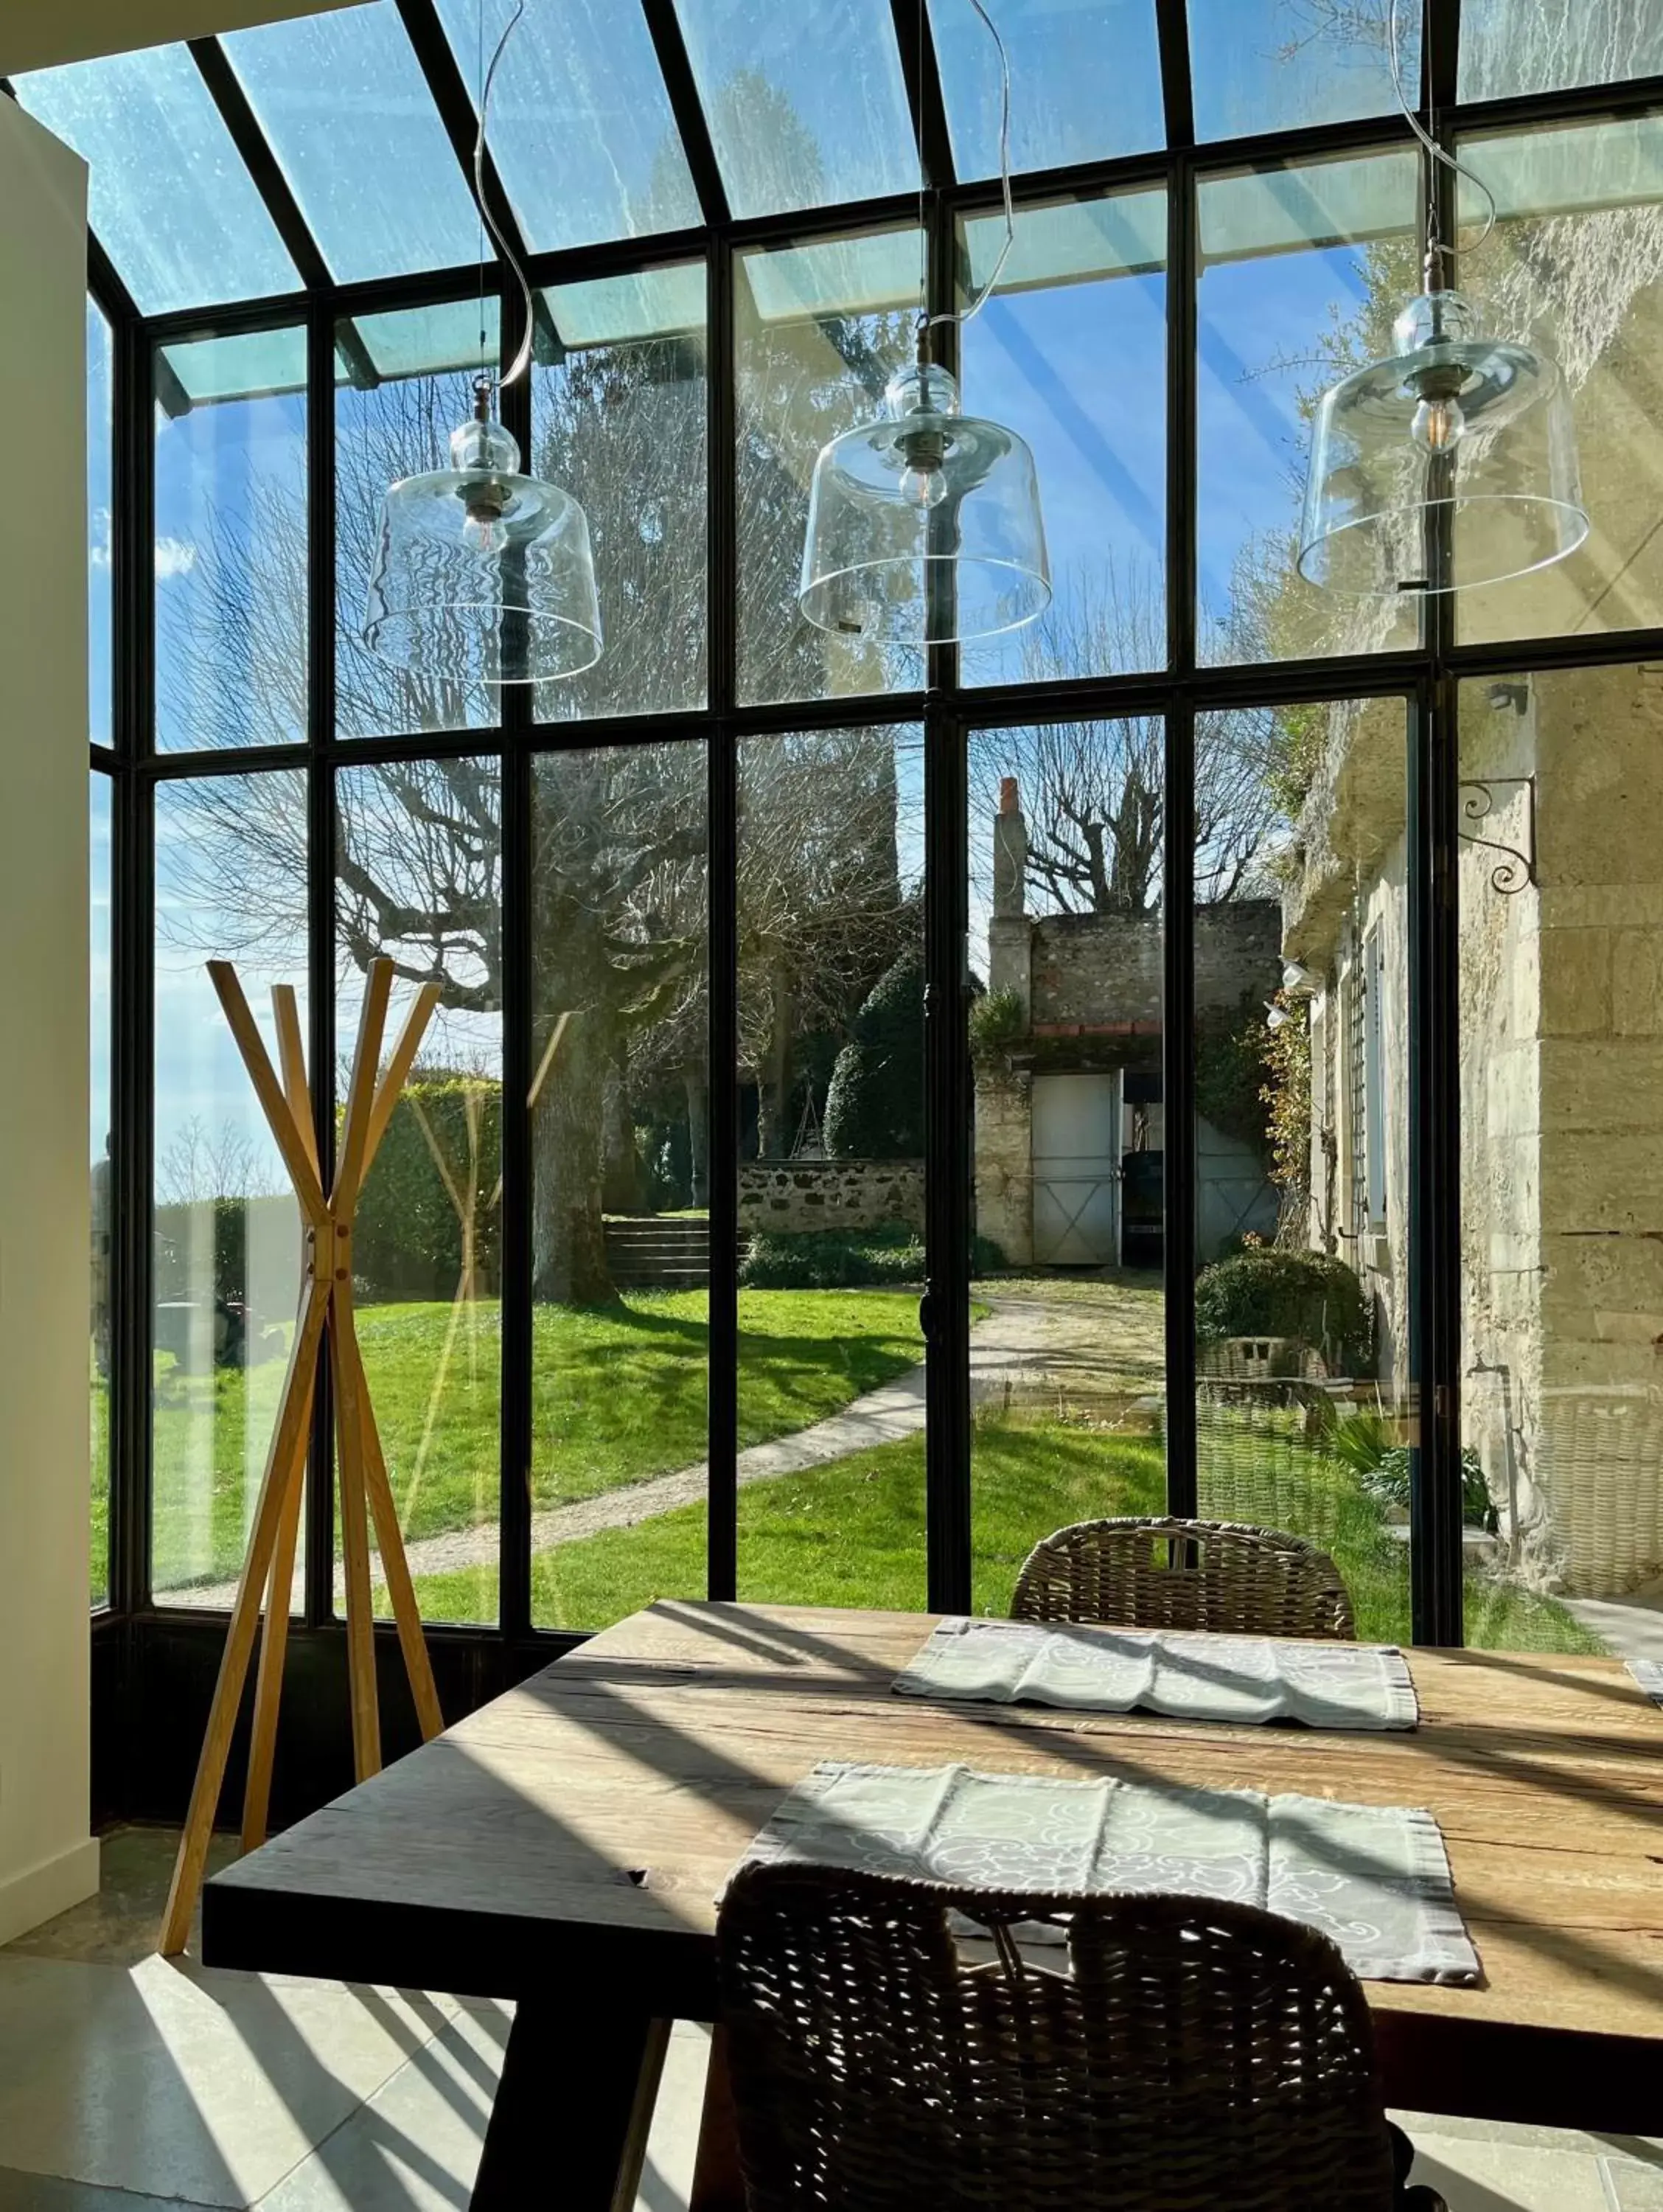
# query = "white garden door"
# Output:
<box><xmin>1032</xmin><ymin>1072</ymin><xmax>1121</xmax><ymax>1265</ymax></box>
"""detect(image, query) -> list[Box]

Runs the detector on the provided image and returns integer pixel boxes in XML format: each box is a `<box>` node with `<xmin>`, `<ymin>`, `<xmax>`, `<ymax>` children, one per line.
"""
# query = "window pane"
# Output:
<box><xmin>928</xmin><ymin>0</ymin><xmax>1162</xmax><ymax>178</ymax></box>
<box><xmin>736</xmin><ymin>726</ymin><xmax>927</xmax><ymax>1610</ymax></box>
<box><xmin>1457</xmin><ymin>669</ymin><xmax>1657</xmax><ymax>1658</ymax></box>
<box><xmin>968</xmin><ymin>723</ymin><xmax>1166</xmax><ymax>1608</ymax></box>
<box><xmin>736</xmin><ymin>226</ymin><xmax>923</xmax><ymax>706</ymax></box>
<box><xmin>1197</xmin><ymin>152</ymin><xmax>1420</xmax><ymax>667</ymax></box>
<box><xmin>14</xmin><ymin>47</ymin><xmax>298</xmax><ymax>315</ymax></box>
<box><xmin>1193</xmin><ymin>701</ymin><xmax>1418</xmax><ymax>1641</ymax></box>
<box><xmin>152</xmin><ymin>771</ymin><xmax>308</xmax><ymax>1608</ymax></box>
<box><xmin>670</xmin><ymin>0</ymin><xmax>917</xmax><ymax>218</ymax></box>
<box><xmin>431</xmin><ymin>0</ymin><xmax>700</xmax><ymax>248</ymax></box>
<box><xmin>959</xmin><ymin>189</ymin><xmax>1167</xmax><ymax>689</ymax></box>
<box><xmin>1453</xmin><ymin>117</ymin><xmax>1663</xmax><ymax>647</ymax></box>
<box><xmin>335</xmin><ymin>296</ymin><xmax>500</xmax><ymax>742</ymax></box>
<box><xmin>529</xmin><ymin>743</ymin><xmax>708</xmax><ymax>1632</ymax></box>
<box><xmin>1189</xmin><ymin>0</ymin><xmax>1421</xmax><ymax>143</ymax></box>
<box><xmin>338</xmin><ymin>759</ymin><xmax>503</xmax><ymax>1629</ymax></box>
<box><xmin>223</xmin><ymin>2</ymin><xmax>481</xmax><ymax>282</ymax></box>
<box><xmin>531</xmin><ymin>264</ymin><xmax>707</xmax><ymax>722</ymax></box>
<box><xmin>90</xmin><ymin>773</ymin><xmax>113</xmax><ymax>1609</ymax></box>
<box><xmin>1460</xmin><ymin>0</ymin><xmax>1663</xmax><ymax>100</ymax></box>
<box><xmin>88</xmin><ymin>302</ymin><xmax>113</xmax><ymax>751</ymax></box>
<box><xmin>156</xmin><ymin>327</ymin><xmax>308</xmax><ymax>754</ymax></box>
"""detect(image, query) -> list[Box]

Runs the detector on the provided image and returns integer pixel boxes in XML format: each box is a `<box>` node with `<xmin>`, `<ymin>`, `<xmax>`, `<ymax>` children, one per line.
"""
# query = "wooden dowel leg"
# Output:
<box><xmin>240</xmin><ymin>1392</ymin><xmax>310</xmax><ymax>1854</ymax></box>
<box><xmin>160</xmin><ymin>1279</ymin><xmax>328</xmax><ymax>1956</ymax></box>
<box><xmin>331</xmin><ymin>1306</ymin><xmax>382</xmax><ymax>1783</ymax></box>
<box><xmin>356</xmin><ymin>1355</ymin><xmax>444</xmax><ymax>1741</ymax></box>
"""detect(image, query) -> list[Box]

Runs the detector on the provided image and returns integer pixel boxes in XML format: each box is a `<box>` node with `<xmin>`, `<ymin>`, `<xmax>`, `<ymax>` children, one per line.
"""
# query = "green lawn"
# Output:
<box><xmin>137</xmin><ymin>1287</ymin><xmax>926</xmax><ymax>1597</ymax></box>
<box><xmin>412</xmin><ymin>1408</ymin><xmax>1603</xmax><ymax>1654</ymax></box>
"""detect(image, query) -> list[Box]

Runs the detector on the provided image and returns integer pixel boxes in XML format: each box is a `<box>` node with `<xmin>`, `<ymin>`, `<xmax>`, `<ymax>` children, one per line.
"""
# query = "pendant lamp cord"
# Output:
<box><xmin>918</xmin><ymin>0</ymin><xmax>1014</xmax><ymax>350</ymax></box>
<box><xmin>1386</xmin><ymin>0</ymin><xmax>1495</xmax><ymax>287</ymax></box>
<box><xmin>473</xmin><ymin>0</ymin><xmax>537</xmax><ymax>396</ymax></box>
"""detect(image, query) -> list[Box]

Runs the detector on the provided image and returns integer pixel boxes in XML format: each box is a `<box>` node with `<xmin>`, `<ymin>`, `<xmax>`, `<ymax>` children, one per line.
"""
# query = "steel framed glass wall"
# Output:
<box><xmin>59</xmin><ymin>0</ymin><xmax>1663</xmax><ymax>1722</ymax></box>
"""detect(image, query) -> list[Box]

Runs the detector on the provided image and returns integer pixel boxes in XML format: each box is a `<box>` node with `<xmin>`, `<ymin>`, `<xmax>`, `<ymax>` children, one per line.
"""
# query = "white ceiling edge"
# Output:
<box><xmin>1</xmin><ymin>0</ymin><xmax>363</xmax><ymax>77</ymax></box>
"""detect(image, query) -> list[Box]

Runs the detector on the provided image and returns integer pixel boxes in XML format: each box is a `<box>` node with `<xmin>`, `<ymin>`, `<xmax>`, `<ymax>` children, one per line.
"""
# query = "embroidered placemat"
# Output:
<box><xmin>893</xmin><ymin>1616</ymin><xmax>1418</xmax><ymax>1730</ymax></box>
<box><xmin>1628</xmin><ymin>1659</ymin><xmax>1663</xmax><ymax>1707</ymax></box>
<box><xmin>739</xmin><ymin>1760</ymin><xmax>1477</xmax><ymax>1986</ymax></box>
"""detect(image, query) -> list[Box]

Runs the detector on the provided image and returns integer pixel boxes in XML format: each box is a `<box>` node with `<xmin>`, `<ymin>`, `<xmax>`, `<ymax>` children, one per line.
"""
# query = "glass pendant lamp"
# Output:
<box><xmin>364</xmin><ymin>1</ymin><xmax>600</xmax><ymax>684</ymax></box>
<box><xmin>1297</xmin><ymin>0</ymin><xmax>1587</xmax><ymax>597</ymax></box>
<box><xmin>365</xmin><ymin>374</ymin><xmax>600</xmax><ymax>684</ymax></box>
<box><xmin>798</xmin><ymin>0</ymin><xmax>1050</xmax><ymax>647</ymax></box>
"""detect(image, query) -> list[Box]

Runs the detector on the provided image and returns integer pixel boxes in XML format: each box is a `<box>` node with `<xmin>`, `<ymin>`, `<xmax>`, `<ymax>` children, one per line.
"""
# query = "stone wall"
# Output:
<box><xmin>739</xmin><ymin>1158</ymin><xmax>925</xmax><ymax>1235</ymax></box>
<box><xmin>973</xmin><ymin>1064</ymin><xmax>1034</xmax><ymax>1265</ymax></box>
<box><xmin>1026</xmin><ymin>900</ymin><xmax>1280</xmax><ymax>1031</ymax></box>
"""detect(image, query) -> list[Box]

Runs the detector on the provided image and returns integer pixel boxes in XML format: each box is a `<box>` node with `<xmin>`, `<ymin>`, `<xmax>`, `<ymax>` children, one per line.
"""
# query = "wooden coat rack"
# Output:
<box><xmin>161</xmin><ymin>957</ymin><xmax>446</xmax><ymax>1955</ymax></box>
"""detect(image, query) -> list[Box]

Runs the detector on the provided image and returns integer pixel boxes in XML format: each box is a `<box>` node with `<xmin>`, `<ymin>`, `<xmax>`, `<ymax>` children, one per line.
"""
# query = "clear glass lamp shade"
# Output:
<box><xmin>1297</xmin><ymin>289</ymin><xmax>1588</xmax><ymax>596</ymax></box>
<box><xmin>364</xmin><ymin>413</ymin><xmax>602</xmax><ymax>684</ymax></box>
<box><xmin>798</xmin><ymin>359</ymin><xmax>1050</xmax><ymax>645</ymax></box>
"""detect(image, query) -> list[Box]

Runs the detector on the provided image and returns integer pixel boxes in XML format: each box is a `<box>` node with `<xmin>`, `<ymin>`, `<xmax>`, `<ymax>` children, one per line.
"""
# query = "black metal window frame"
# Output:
<box><xmin>83</xmin><ymin>0</ymin><xmax>1663</xmax><ymax>1701</ymax></box>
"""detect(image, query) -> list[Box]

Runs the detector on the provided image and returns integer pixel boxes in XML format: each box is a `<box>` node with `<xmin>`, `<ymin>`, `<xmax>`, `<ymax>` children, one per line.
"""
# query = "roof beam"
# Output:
<box><xmin>392</xmin><ymin>0</ymin><xmax>531</xmax><ymax>274</ymax></box>
<box><xmin>187</xmin><ymin>35</ymin><xmax>330</xmax><ymax>289</ymax></box>
<box><xmin>1155</xmin><ymin>0</ymin><xmax>1195</xmax><ymax>150</ymax></box>
<box><xmin>890</xmin><ymin>0</ymin><xmax>955</xmax><ymax>192</ymax></box>
<box><xmin>638</xmin><ymin>0</ymin><xmax>731</xmax><ymax>229</ymax></box>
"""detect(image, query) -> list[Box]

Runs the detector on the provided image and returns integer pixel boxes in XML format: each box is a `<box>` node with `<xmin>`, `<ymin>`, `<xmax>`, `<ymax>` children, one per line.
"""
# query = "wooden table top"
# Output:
<box><xmin>203</xmin><ymin>1601</ymin><xmax>1663</xmax><ymax>2129</ymax></box>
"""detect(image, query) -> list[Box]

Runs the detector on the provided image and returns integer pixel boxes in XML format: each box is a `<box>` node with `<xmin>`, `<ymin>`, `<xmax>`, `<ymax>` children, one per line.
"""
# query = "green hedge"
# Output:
<box><xmin>740</xmin><ymin>1222</ymin><xmax>1005</xmax><ymax>1290</ymax></box>
<box><xmin>1194</xmin><ymin>1248</ymin><xmax>1370</xmax><ymax>1371</ymax></box>
<box><xmin>352</xmin><ymin>1076</ymin><xmax>503</xmax><ymax>1303</ymax></box>
<box><xmin>823</xmin><ymin>948</ymin><xmax>924</xmax><ymax>1159</ymax></box>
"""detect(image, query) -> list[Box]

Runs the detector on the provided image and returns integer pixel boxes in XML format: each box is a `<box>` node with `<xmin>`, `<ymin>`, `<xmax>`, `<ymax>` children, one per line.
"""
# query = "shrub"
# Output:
<box><xmin>823</xmin><ymin>948</ymin><xmax>924</xmax><ymax>1158</ymax></box>
<box><xmin>1193</xmin><ymin>1248</ymin><xmax>1370</xmax><ymax>1372</ymax></box>
<box><xmin>969</xmin><ymin>987</ymin><xmax>1026</xmax><ymax>1057</ymax></box>
<box><xmin>1319</xmin><ymin>1408</ymin><xmax>1496</xmax><ymax>1530</ymax></box>
<box><xmin>740</xmin><ymin>1222</ymin><xmax>1005</xmax><ymax>1290</ymax></box>
<box><xmin>1193</xmin><ymin>994</ymin><xmax>1272</xmax><ymax>1152</ymax></box>
<box><xmin>352</xmin><ymin>1074</ymin><xmax>503</xmax><ymax>1303</ymax></box>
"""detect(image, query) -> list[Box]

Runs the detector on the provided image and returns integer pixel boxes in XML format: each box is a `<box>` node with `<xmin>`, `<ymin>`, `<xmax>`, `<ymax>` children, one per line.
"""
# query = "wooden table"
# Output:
<box><xmin>202</xmin><ymin>1602</ymin><xmax>1663</xmax><ymax>2205</ymax></box>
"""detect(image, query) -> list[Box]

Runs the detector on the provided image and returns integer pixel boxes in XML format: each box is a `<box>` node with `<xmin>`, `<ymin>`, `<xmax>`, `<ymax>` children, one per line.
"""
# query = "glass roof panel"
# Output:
<box><xmin>338</xmin><ymin>294</ymin><xmax>499</xmax><ymax>386</ymax></box>
<box><xmin>430</xmin><ymin>0</ymin><xmax>699</xmax><ymax>249</ymax></box>
<box><xmin>927</xmin><ymin>0</ymin><xmax>1162</xmax><ymax>179</ymax></box>
<box><xmin>1188</xmin><ymin>0</ymin><xmax>1421</xmax><ymax>144</ymax></box>
<box><xmin>543</xmin><ymin>263</ymin><xmax>708</xmax><ymax>349</ymax></box>
<box><xmin>221</xmin><ymin>2</ymin><xmax>480</xmax><ymax>282</ymax></box>
<box><xmin>1197</xmin><ymin>150</ymin><xmax>1418</xmax><ymax>263</ymax></box>
<box><xmin>742</xmin><ymin>226</ymin><xmax>922</xmax><ymax>324</ymax></box>
<box><xmin>159</xmin><ymin>324</ymin><xmax>309</xmax><ymax>414</ymax></box>
<box><xmin>669</xmin><ymin>0</ymin><xmax>918</xmax><ymax>218</ymax></box>
<box><xmin>965</xmin><ymin>188</ymin><xmax>1167</xmax><ymax>290</ymax></box>
<box><xmin>13</xmin><ymin>45</ymin><xmax>299</xmax><ymax>314</ymax></box>
<box><xmin>1459</xmin><ymin>0</ymin><xmax>1663</xmax><ymax>100</ymax></box>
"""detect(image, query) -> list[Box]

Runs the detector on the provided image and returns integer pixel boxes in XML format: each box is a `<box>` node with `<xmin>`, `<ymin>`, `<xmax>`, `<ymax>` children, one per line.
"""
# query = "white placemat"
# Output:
<box><xmin>740</xmin><ymin>1760</ymin><xmax>1477</xmax><ymax>1985</ymax></box>
<box><xmin>893</xmin><ymin>1616</ymin><xmax>1418</xmax><ymax>1730</ymax></box>
<box><xmin>1628</xmin><ymin>1659</ymin><xmax>1663</xmax><ymax>1707</ymax></box>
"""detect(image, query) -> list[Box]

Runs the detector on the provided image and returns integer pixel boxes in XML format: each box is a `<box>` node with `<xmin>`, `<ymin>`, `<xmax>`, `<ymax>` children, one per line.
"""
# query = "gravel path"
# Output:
<box><xmin>179</xmin><ymin>1277</ymin><xmax>1162</xmax><ymax>1606</ymax></box>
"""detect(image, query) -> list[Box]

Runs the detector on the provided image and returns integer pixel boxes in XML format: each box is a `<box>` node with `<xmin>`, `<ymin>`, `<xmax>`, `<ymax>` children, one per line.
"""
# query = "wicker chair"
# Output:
<box><xmin>718</xmin><ymin>1863</ymin><xmax>1443</xmax><ymax>2212</ymax></box>
<box><xmin>1011</xmin><ymin>1514</ymin><xmax>1356</xmax><ymax>1640</ymax></box>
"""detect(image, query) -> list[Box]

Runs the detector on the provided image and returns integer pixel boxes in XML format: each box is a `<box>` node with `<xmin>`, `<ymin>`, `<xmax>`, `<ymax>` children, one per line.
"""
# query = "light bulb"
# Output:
<box><xmin>899</xmin><ymin>462</ymin><xmax>949</xmax><ymax>511</ymax></box>
<box><xmin>462</xmin><ymin>504</ymin><xmax>507</xmax><ymax>557</ymax></box>
<box><xmin>1409</xmin><ymin>392</ymin><xmax>1466</xmax><ymax>453</ymax></box>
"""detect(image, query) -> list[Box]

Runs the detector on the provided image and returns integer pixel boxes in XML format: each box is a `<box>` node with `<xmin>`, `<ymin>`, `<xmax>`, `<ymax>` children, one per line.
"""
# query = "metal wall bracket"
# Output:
<box><xmin>1458</xmin><ymin>775</ymin><xmax>1536</xmax><ymax>895</ymax></box>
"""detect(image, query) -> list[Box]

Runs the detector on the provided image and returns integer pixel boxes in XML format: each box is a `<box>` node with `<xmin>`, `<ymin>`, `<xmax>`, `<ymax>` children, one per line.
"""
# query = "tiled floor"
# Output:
<box><xmin>0</xmin><ymin>1826</ymin><xmax>1658</xmax><ymax>2211</ymax></box>
<box><xmin>0</xmin><ymin>1828</ymin><xmax>708</xmax><ymax>2212</ymax></box>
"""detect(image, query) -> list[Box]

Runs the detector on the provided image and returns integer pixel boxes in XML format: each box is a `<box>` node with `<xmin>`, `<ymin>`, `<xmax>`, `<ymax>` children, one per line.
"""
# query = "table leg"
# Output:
<box><xmin>689</xmin><ymin>2026</ymin><xmax>744</xmax><ymax>2212</ymax></box>
<box><xmin>472</xmin><ymin>1998</ymin><xmax>669</xmax><ymax>2212</ymax></box>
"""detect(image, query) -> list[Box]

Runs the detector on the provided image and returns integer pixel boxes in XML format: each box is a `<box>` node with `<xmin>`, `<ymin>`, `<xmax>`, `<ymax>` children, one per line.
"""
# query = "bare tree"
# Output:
<box><xmin>970</xmin><ymin>562</ymin><xmax>1290</xmax><ymax>917</ymax></box>
<box><xmin>156</xmin><ymin>1115</ymin><xmax>282</xmax><ymax>1205</ymax></box>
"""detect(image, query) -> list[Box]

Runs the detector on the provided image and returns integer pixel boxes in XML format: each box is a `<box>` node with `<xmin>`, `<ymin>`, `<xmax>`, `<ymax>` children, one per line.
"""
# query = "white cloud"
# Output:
<box><xmin>154</xmin><ymin>535</ymin><xmax>198</xmax><ymax>581</ymax></box>
<box><xmin>88</xmin><ymin>512</ymin><xmax>198</xmax><ymax>582</ymax></box>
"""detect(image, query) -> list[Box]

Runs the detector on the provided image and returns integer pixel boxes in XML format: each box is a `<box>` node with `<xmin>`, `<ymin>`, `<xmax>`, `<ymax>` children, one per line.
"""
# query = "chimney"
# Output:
<box><xmin>993</xmin><ymin>777</ymin><xmax>1027</xmax><ymax>920</ymax></box>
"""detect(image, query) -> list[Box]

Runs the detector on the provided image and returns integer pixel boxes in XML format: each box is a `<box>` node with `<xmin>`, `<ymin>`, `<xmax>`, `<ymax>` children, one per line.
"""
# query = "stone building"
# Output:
<box><xmin>1285</xmin><ymin>672</ymin><xmax>1663</xmax><ymax>1599</ymax></box>
<box><xmin>974</xmin><ymin>779</ymin><xmax>1283</xmax><ymax>1268</ymax></box>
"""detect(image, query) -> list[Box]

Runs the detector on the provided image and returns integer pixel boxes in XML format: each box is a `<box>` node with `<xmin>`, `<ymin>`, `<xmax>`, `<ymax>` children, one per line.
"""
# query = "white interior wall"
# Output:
<box><xmin>1</xmin><ymin>1</ymin><xmax>358</xmax><ymax>77</ymax></box>
<box><xmin>0</xmin><ymin>93</ymin><xmax>99</xmax><ymax>1943</ymax></box>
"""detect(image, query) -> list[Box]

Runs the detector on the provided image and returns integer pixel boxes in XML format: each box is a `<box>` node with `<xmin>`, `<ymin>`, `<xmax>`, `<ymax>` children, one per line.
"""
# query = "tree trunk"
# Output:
<box><xmin>531</xmin><ymin>1005</ymin><xmax>615</xmax><ymax>1304</ymax></box>
<box><xmin>757</xmin><ymin>960</ymin><xmax>792</xmax><ymax>1158</ymax></box>
<box><xmin>601</xmin><ymin>1037</ymin><xmax>640</xmax><ymax>1216</ymax></box>
<box><xmin>684</xmin><ymin>1065</ymin><xmax>709</xmax><ymax>1210</ymax></box>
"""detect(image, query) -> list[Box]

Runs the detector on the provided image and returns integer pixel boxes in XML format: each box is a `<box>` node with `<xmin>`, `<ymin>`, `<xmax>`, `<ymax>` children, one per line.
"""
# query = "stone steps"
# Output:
<box><xmin>604</xmin><ymin>1216</ymin><xmax>714</xmax><ymax>1290</ymax></box>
